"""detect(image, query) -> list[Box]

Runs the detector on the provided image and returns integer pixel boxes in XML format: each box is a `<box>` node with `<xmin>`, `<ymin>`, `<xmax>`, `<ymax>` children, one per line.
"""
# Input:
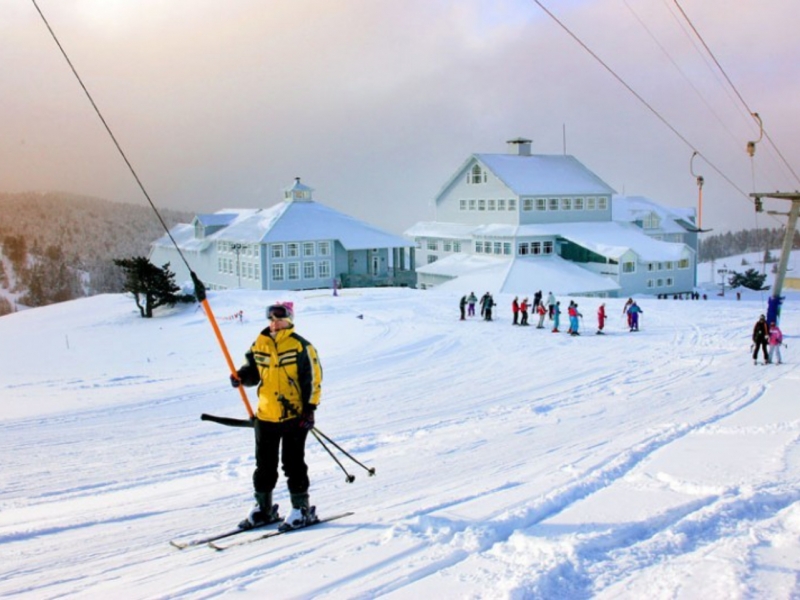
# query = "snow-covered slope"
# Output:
<box><xmin>1</xmin><ymin>287</ymin><xmax>799</xmax><ymax>598</ymax></box>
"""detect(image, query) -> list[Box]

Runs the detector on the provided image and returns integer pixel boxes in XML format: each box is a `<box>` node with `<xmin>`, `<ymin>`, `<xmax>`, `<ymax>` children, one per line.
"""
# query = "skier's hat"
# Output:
<box><xmin>267</xmin><ymin>302</ymin><xmax>294</xmax><ymax>322</ymax></box>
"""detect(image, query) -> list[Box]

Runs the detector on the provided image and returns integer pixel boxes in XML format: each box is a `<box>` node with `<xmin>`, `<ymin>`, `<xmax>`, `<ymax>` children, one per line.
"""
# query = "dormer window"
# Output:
<box><xmin>643</xmin><ymin>212</ymin><xmax>661</xmax><ymax>229</ymax></box>
<box><xmin>469</xmin><ymin>164</ymin><xmax>487</xmax><ymax>184</ymax></box>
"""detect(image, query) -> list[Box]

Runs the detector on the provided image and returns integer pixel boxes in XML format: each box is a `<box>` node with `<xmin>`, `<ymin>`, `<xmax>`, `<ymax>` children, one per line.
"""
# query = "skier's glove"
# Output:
<box><xmin>230</xmin><ymin>374</ymin><xmax>241</xmax><ymax>388</ymax></box>
<box><xmin>299</xmin><ymin>406</ymin><xmax>315</xmax><ymax>430</ymax></box>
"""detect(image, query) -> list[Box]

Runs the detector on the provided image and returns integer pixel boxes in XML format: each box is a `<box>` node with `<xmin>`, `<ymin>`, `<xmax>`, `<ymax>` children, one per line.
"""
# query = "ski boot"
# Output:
<box><xmin>239</xmin><ymin>492</ymin><xmax>281</xmax><ymax>530</ymax></box>
<box><xmin>280</xmin><ymin>493</ymin><xmax>319</xmax><ymax>531</ymax></box>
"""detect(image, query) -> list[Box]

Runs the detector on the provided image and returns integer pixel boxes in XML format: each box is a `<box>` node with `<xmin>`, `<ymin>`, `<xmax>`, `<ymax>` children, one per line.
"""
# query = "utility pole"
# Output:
<box><xmin>231</xmin><ymin>243</ymin><xmax>244</xmax><ymax>289</ymax></box>
<box><xmin>751</xmin><ymin>192</ymin><xmax>800</xmax><ymax>323</ymax></box>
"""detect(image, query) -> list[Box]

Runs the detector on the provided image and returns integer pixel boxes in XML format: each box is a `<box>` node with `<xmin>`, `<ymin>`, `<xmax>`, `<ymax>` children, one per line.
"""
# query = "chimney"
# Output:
<box><xmin>506</xmin><ymin>137</ymin><xmax>532</xmax><ymax>156</ymax></box>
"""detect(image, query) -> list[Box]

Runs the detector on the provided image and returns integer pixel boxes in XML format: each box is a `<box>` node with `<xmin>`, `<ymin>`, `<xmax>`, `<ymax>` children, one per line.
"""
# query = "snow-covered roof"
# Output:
<box><xmin>404</xmin><ymin>220</ymin><xmax>690</xmax><ymax>262</ymax></box>
<box><xmin>475</xmin><ymin>154</ymin><xmax>616</xmax><ymax>197</ymax></box>
<box><xmin>613</xmin><ymin>195</ymin><xmax>696</xmax><ymax>234</ymax></box>
<box><xmin>194</xmin><ymin>213</ymin><xmax>237</xmax><ymax>227</ymax></box>
<box><xmin>419</xmin><ymin>253</ymin><xmax>620</xmax><ymax>295</ymax></box>
<box><xmin>154</xmin><ymin>200</ymin><xmax>413</xmax><ymax>251</ymax></box>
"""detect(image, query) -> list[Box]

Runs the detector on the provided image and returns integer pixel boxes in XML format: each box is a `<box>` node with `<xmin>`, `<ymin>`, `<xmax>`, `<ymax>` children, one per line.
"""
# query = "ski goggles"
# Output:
<box><xmin>266</xmin><ymin>304</ymin><xmax>292</xmax><ymax>321</ymax></box>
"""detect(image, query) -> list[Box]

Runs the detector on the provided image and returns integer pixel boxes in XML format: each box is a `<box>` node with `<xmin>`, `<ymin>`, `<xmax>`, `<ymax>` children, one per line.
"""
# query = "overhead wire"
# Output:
<box><xmin>673</xmin><ymin>0</ymin><xmax>800</xmax><ymax>188</ymax></box>
<box><xmin>530</xmin><ymin>0</ymin><xmax>752</xmax><ymax>206</ymax></box>
<box><xmin>31</xmin><ymin>0</ymin><xmax>256</xmax><ymax>420</ymax></box>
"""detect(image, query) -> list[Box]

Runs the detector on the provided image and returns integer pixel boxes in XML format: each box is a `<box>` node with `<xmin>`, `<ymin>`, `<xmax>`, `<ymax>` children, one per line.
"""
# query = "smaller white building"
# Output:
<box><xmin>405</xmin><ymin>138</ymin><xmax>698</xmax><ymax>297</ymax></box>
<box><xmin>149</xmin><ymin>178</ymin><xmax>415</xmax><ymax>291</ymax></box>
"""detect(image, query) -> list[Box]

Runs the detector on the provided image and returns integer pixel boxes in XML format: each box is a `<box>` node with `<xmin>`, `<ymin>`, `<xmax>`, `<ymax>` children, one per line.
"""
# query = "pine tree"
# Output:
<box><xmin>114</xmin><ymin>257</ymin><xmax>194</xmax><ymax>318</ymax></box>
<box><xmin>728</xmin><ymin>268</ymin><xmax>768</xmax><ymax>291</ymax></box>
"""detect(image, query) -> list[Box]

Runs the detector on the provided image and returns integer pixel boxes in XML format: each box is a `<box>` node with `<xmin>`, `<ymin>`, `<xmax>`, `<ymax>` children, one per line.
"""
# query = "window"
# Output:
<box><xmin>678</xmin><ymin>259</ymin><xmax>690</xmax><ymax>269</ymax></box>
<box><xmin>666</xmin><ymin>277</ymin><xmax>674</xmax><ymax>286</ymax></box>
<box><xmin>561</xmin><ymin>198</ymin><xmax>572</xmax><ymax>210</ymax></box>
<box><xmin>272</xmin><ymin>244</ymin><xmax>284</xmax><ymax>259</ymax></box>
<box><xmin>523</xmin><ymin>198</ymin><xmax>533</xmax><ymax>211</ymax></box>
<box><xmin>647</xmin><ymin>263</ymin><xmax>655</xmax><ymax>272</ymax></box>
<box><xmin>518</xmin><ymin>243</ymin><xmax>529</xmax><ymax>255</ymax></box>
<box><xmin>272</xmin><ymin>263</ymin><xmax>285</xmax><ymax>281</ymax></box>
<box><xmin>478</xmin><ymin>199</ymin><xmax>486</xmax><ymax>211</ymax></box>
<box><xmin>598</xmin><ymin>197</ymin><xmax>608</xmax><ymax>210</ymax></box>
<box><xmin>657</xmin><ymin>278</ymin><xmax>664</xmax><ymax>287</ymax></box>
<box><xmin>574</xmin><ymin>197</ymin><xmax>584</xmax><ymax>210</ymax></box>
<box><xmin>318</xmin><ymin>241</ymin><xmax>331</xmax><ymax>256</ymax></box>
<box><xmin>549</xmin><ymin>198</ymin><xmax>559</xmax><ymax>211</ymax></box>
<box><xmin>543</xmin><ymin>241</ymin><xmax>554</xmax><ymax>254</ymax></box>
<box><xmin>427</xmin><ymin>255</ymin><xmax>438</xmax><ymax>264</ymax></box>
<box><xmin>470</xmin><ymin>165</ymin><xmax>483</xmax><ymax>184</ymax></box>
<box><xmin>469</xmin><ymin>199</ymin><xmax>476</xmax><ymax>211</ymax></box>
<box><xmin>503</xmin><ymin>243</ymin><xmax>511</xmax><ymax>255</ymax></box>
<box><xmin>488</xmin><ymin>199</ymin><xmax>496</xmax><ymax>211</ymax></box>
<box><xmin>303</xmin><ymin>262</ymin><xmax>315</xmax><ymax>279</ymax></box>
<box><xmin>665</xmin><ymin>261</ymin><xmax>674</xmax><ymax>270</ymax></box>
<box><xmin>536</xmin><ymin>198</ymin><xmax>547</xmax><ymax>211</ymax></box>
<box><xmin>318</xmin><ymin>261</ymin><xmax>331</xmax><ymax>278</ymax></box>
<box><xmin>498</xmin><ymin>199</ymin><xmax>506</xmax><ymax>210</ymax></box>
<box><xmin>475</xmin><ymin>241</ymin><xmax>483</xmax><ymax>253</ymax></box>
<box><xmin>643</xmin><ymin>213</ymin><xmax>662</xmax><ymax>229</ymax></box>
<box><xmin>427</xmin><ymin>239</ymin><xmax>438</xmax><ymax>251</ymax></box>
<box><xmin>443</xmin><ymin>241</ymin><xmax>452</xmax><ymax>252</ymax></box>
<box><xmin>483</xmin><ymin>241</ymin><xmax>491</xmax><ymax>253</ymax></box>
<box><xmin>493</xmin><ymin>242</ymin><xmax>502</xmax><ymax>255</ymax></box>
<box><xmin>532</xmin><ymin>242</ymin><xmax>542</xmax><ymax>255</ymax></box>
<box><xmin>287</xmin><ymin>243</ymin><xmax>299</xmax><ymax>258</ymax></box>
<box><xmin>587</xmin><ymin>198</ymin><xmax>596</xmax><ymax>210</ymax></box>
<box><xmin>453</xmin><ymin>242</ymin><xmax>461</xmax><ymax>252</ymax></box>
<box><xmin>508</xmin><ymin>199</ymin><xmax>517</xmax><ymax>211</ymax></box>
<box><xmin>460</xmin><ymin>199</ymin><xmax>467</xmax><ymax>211</ymax></box>
<box><xmin>647</xmin><ymin>279</ymin><xmax>654</xmax><ymax>289</ymax></box>
<box><xmin>288</xmin><ymin>262</ymin><xmax>300</xmax><ymax>280</ymax></box>
<box><xmin>303</xmin><ymin>242</ymin><xmax>315</xmax><ymax>257</ymax></box>
<box><xmin>622</xmin><ymin>261</ymin><xmax>636</xmax><ymax>273</ymax></box>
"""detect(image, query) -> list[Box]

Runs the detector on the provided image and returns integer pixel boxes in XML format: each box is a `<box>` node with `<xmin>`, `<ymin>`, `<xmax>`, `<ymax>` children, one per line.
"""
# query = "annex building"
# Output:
<box><xmin>149</xmin><ymin>178</ymin><xmax>415</xmax><ymax>292</ymax></box>
<box><xmin>405</xmin><ymin>138</ymin><xmax>698</xmax><ymax>297</ymax></box>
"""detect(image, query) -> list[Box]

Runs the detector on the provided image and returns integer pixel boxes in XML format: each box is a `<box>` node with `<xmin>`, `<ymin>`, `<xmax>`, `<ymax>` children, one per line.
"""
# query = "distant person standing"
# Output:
<box><xmin>597</xmin><ymin>303</ymin><xmax>606</xmax><ymax>335</ymax></box>
<box><xmin>552</xmin><ymin>301</ymin><xmax>561</xmax><ymax>332</ymax></box>
<box><xmin>459</xmin><ymin>295</ymin><xmax>467</xmax><ymax>321</ymax></box>
<box><xmin>752</xmin><ymin>314</ymin><xmax>770</xmax><ymax>365</ymax></box>
<box><xmin>627</xmin><ymin>301</ymin><xmax>642</xmax><ymax>332</ymax></box>
<box><xmin>536</xmin><ymin>302</ymin><xmax>547</xmax><ymax>329</ymax></box>
<box><xmin>546</xmin><ymin>292</ymin><xmax>556</xmax><ymax>320</ymax></box>
<box><xmin>482</xmin><ymin>293</ymin><xmax>495</xmax><ymax>321</ymax></box>
<box><xmin>467</xmin><ymin>292</ymin><xmax>477</xmax><ymax>317</ymax></box>
<box><xmin>520</xmin><ymin>297</ymin><xmax>529</xmax><ymax>326</ymax></box>
<box><xmin>512</xmin><ymin>296</ymin><xmax>520</xmax><ymax>325</ymax></box>
<box><xmin>768</xmin><ymin>321</ymin><xmax>784</xmax><ymax>365</ymax></box>
<box><xmin>623</xmin><ymin>298</ymin><xmax>634</xmax><ymax>329</ymax></box>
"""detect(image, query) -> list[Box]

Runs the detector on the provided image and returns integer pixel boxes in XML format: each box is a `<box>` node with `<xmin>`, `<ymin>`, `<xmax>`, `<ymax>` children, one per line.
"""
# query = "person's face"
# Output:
<box><xmin>269</xmin><ymin>317</ymin><xmax>291</xmax><ymax>333</ymax></box>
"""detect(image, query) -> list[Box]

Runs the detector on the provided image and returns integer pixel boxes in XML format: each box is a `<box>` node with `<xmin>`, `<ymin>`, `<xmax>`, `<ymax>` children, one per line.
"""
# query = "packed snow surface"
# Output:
<box><xmin>1</xmin><ymin>285</ymin><xmax>799</xmax><ymax>599</ymax></box>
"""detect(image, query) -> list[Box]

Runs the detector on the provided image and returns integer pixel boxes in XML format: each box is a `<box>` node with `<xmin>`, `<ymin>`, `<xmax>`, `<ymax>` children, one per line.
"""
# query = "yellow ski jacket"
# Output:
<box><xmin>237</xmin><ymin>326</ymin><xmax>322</xmax><ymax>423</ymax></box>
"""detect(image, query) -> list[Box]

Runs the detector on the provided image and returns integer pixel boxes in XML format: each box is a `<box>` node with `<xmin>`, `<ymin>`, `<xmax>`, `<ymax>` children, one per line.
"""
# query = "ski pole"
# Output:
<box><xmin>311</xmin><ymin>430</ymin><xmax>355</xmax><ymax>483</ymax></box>
<box><xmin>313</xmin><ymin>427</ymin><xmax>376</xmax><ymax>476</ymax></box>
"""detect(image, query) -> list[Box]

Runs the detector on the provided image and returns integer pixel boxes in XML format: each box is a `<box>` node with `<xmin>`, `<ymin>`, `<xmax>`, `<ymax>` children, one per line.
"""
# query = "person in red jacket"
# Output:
<box><xmin>519</xmin><ymin>297</ymin><xmax>529</xmax><ymax>326</ymax></box>
<box><xmin>512</xmin><ymin>296</ymin><xmax>520</xmax><ymax>325</ymax></box>
<box><xmin>597</xmin><ymin>303</ymin><xmax>606</xmax><ymax>335</ymax></box>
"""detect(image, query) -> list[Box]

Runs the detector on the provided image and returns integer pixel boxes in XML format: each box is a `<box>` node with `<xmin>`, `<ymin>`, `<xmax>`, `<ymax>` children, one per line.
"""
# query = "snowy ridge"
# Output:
<box><xmin>1</xmin><ymin>287</ymin><xmax>799</xmax><ymax>598</ymax></box>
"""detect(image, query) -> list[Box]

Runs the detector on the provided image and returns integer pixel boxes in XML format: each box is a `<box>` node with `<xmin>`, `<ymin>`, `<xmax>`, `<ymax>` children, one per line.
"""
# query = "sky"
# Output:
<box><xmin>2</xmin><ymin>0</ymin><xmax>800</xmax><ymax>236</ymax></box>
<box><xmin>1</xmin><ymin>254</ymin><xmax>799</xmax><ymax>598</ymax></box>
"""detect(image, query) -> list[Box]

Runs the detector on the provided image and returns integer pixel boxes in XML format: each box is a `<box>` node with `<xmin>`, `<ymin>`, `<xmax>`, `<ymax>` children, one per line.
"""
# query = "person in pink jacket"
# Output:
<box><xmin>768</xmin><ymin>322</ymin><xmax>784</xmax><ymax>365</ymax></box>
<box><xmin>597</xmin><ymin>303</ymin><xmax>606</xmax><ymax>335</ymax></box>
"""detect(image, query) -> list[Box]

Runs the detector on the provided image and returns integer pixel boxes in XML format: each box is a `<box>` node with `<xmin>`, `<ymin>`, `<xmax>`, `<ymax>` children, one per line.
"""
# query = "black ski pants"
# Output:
<box><xmin>253</xmin><ymin>418</ymin><xmax>310</xmax><ymax>496</ymax></box>
<box><xmin>753</xmin><ymin>340</ymin><xmax>769</xmax><ymax>362</ymax></box>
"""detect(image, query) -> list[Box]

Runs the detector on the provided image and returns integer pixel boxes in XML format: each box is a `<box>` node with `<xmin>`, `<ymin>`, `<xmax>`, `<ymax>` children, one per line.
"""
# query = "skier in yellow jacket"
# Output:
<box><xmin>231</xmin><ymin>301</ymin><xmax>322</xmax><ymax>530</ymax></box>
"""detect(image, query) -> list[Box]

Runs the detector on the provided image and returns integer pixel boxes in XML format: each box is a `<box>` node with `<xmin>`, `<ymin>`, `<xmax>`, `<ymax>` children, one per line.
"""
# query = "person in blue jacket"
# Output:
<box><xmin>627</xmin><ymin>301</ymin><xmax>643</xmax><ymax>332</ymax></box>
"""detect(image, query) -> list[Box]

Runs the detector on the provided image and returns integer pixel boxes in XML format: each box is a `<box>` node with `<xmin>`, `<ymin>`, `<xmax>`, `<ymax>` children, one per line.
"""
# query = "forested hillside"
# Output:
<box><xmin>0</xmin><ymin>192</ymin><xmax>192</xmax><ymax>314</ymax></box>
<box><xmin>698</xmin><ymin>226</ymin><xmax>800</xmax><ymax>262</ymax></box>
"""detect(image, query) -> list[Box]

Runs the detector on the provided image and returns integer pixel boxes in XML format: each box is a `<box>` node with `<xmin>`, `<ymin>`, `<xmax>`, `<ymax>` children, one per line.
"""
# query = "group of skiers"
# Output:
<box><xmin>459</xmin><ymin>291</ymin><xmax>646</xmax><ymax>336</ymax></box>
<box><xmin>752</xmin><ymin>314</ymin><xmax>784</xmax><ymax>365</ymax></box>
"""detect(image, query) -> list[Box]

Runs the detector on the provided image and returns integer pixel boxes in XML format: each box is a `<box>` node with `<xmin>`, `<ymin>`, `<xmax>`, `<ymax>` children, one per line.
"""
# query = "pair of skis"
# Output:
<box><xmin>170</xmin><ymin>511</ymin><xmax>354</xmax><ymax>551</ymax></box>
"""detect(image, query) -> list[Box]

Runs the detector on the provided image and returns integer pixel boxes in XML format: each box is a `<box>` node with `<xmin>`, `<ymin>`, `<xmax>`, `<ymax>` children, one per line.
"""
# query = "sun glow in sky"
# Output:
<box><xmin>2</xmin><ymin>0</ymin><xmax>799</xmax><ymax>234</ymax></box>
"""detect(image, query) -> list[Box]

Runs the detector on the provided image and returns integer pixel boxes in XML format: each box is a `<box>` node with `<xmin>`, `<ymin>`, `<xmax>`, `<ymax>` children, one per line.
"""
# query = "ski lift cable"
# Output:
<box><xmin>531</xmin><ymin>0</ymin><xmax>752</xmax><ymax>207</ymax></box>
<box><xmin>672</xmin><ymin>0</ymin><xmax>800</xmax><ymax>187</ymax></box>
<box><xmin>31</xmin><ymin>0</ymin><xmax>256</xmax><ymax>419</ymax></box>
<box><xmin>627</xmin><ymin>0</ymin><xmax>744</xmax><ymax>150</ymax></box>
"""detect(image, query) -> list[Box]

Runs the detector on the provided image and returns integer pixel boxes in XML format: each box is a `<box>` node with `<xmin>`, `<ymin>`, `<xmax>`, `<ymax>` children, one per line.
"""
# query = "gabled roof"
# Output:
<box><xmin>612</xmin><ymin>195</ymin><xmax>696</xmax><ymax>234</ymax></box>
<box><xmin>194</xmin><ymin>213</ymin><xmax>238</xmax><ymax>227</ymax></box>
<box><xmin>155</xmin><ymin>200</ymin><xmax>413</xmax><ymax>251</ymax></box>
<box><xmin>435</xmin><ymin>153</ymin><xmax>616</xmax><ymax>201</ymax></box>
